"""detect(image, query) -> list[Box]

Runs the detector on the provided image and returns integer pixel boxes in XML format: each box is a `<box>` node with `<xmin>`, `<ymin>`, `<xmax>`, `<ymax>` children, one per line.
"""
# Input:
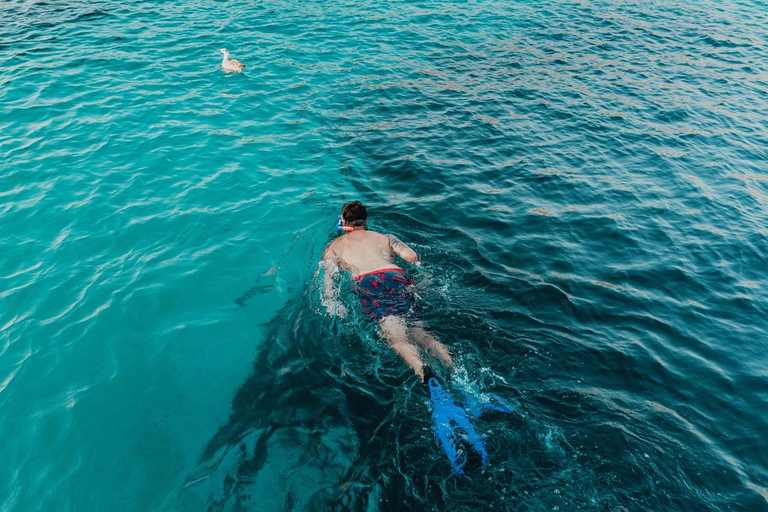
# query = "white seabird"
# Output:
<box><xmin>219</xmin><ymin>48</ymin><xmax>246</xmax><ymax>73</ymax></box>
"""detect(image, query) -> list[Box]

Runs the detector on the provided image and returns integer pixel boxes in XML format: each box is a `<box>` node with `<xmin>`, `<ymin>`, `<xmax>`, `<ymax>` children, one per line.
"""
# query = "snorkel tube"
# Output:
<box><xmin>336</xmin><ymin>214</ymin><xmax>354</xmax><ymax>233</ymax></box>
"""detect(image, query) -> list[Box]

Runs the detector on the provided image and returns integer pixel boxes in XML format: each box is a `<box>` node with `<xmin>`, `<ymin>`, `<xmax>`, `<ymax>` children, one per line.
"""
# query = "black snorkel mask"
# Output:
<box><xmin>336</xmin><ymin>214</ymin><xmax>365</xmax><ymax>234</ymax></box>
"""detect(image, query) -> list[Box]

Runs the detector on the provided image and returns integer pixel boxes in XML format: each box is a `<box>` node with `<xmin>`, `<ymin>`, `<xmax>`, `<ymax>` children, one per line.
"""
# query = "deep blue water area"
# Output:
<box><xmin>2</xmin><ymin>0</ymin><xmax>768</xmax><ymax>510</ymax></box>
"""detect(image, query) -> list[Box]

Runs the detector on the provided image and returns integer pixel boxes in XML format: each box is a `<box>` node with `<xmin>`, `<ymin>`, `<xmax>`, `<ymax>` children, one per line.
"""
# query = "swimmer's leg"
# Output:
<box><xmin>380</xmin><ymin>315</ymin><xmax>425</xmax><ymax>380</ymax></box>
<box><xmin>409</xmin><ymin>323</ymin><xmax>453</xmax><ymax>368</ymax></box>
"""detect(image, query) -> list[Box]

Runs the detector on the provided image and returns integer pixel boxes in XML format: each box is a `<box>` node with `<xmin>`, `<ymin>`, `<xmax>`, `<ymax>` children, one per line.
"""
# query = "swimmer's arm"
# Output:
<box><xmin>388</xmin><ymin>235</ymin><xmax>419</xmax><ymax>263</ymax></box>
<box><xmin>321</xmin><ymin>247</ymin><xmax>339</xmax><ymax>301</ymax></box>
<box><xmin>320</xmin><ymin>248</ymin><xmax>347</xmax><ymax>317</ymax></box>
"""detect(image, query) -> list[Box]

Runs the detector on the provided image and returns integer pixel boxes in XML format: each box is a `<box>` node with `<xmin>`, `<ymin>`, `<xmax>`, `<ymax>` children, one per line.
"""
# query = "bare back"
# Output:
<box><xmin>322</xmin><ymin>229</ymin><xmax>418</xmax><ymax>278</ymax></box>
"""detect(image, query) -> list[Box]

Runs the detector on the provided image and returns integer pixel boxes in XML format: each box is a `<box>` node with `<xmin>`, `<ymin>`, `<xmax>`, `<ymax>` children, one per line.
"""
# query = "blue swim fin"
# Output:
<box><xmin>427</xmin><ymin>377</ymin><xmax>488</xmax><ymax>474</ymax></box>
<box><xmin>461</xmin><ymin>389</ymin><xmax>515</xmax><ymax>418</ymax></box>
<box><xmin>450</xmin><ymin>371</ymin><xmax>515</xmax><ymax>418</ymax></box>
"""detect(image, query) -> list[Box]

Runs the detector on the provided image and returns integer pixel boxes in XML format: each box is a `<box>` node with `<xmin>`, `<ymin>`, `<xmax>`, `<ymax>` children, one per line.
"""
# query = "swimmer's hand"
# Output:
<box><xmin>323</xmin><ymin>299</ymin><xmax>348</xmax><ymax>318</ymax></box>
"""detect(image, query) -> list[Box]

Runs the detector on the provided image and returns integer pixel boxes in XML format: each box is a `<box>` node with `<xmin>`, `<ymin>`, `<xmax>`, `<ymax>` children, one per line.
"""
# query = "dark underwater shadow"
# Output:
<box><xmin>185</xmin><ymin>283</ymin><xmax>451</xmax><ymax>511</ymax></box>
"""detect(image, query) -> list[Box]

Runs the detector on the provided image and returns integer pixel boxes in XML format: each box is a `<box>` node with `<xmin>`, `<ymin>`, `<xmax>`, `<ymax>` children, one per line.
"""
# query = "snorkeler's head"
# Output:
<box><xmin>341</xmin><ymin>201</ymin><xmax>367</xmax><ymax>227</ymax></box>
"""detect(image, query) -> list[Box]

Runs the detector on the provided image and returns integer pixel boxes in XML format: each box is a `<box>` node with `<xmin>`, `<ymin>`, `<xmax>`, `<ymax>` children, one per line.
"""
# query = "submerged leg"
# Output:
<box><xmin>409</xmin><ymin>323</ymin><xmax>453</xmax><ymax>368</ymax></box>
<box><xmin>379</xmin><ymin>315</ymin><xmax>425</xmax><ymax>379</ymax></box>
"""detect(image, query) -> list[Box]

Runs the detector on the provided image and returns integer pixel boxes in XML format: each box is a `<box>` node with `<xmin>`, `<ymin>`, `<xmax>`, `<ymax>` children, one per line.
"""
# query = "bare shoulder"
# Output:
<box><xmin>363</xmin><ymin>230</ymin><xmax>396</xmax><ymax>248</ymax></box>
<box><xmin>321</xmin><ymin>238</ymin><xmax>342</xmax><ymax>260</ymax></box>
<box><xmin>366</xmin><ymin>230</ymin><xmax>391</xmax><ymax>242</ymax></box>
<box><xmin>383</xmin><ymin>232</ymin><xmax>407</xmax><ymax>247</ymax></box>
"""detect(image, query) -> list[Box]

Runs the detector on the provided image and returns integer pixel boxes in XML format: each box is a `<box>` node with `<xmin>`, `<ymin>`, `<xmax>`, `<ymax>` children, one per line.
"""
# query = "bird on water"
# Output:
<box><xmin>219</xmin><ymin>48</ymin><xmax>246</xmax><ymax>73</ymax></box>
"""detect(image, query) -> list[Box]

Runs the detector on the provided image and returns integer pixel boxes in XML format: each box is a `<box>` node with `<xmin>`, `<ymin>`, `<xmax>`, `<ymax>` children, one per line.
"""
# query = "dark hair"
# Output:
<box><xmin>342</xmin><ymin>201</ymin><xmax>367</xmax><ymax>224</ymax></box>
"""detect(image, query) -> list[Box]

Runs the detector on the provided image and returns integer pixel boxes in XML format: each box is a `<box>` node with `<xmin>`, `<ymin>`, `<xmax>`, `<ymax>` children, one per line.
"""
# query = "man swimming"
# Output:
<box><xmin>321</xmin><ymin>201</ymin><xmax>453</xmax><ymax>380</ymax></box>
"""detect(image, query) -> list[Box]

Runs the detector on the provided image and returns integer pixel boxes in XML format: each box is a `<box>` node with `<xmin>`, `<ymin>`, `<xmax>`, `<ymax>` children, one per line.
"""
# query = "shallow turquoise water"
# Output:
<box><xmin>2</xmin><ymin>0</ymin><xmax>768</xmax><ymax>510</ymax></box>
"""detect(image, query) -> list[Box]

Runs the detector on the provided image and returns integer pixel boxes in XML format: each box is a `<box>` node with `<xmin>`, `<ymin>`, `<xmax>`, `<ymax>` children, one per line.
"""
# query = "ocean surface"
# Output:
<box><xmin>2</xmin><ymin>0</ymin><xmax>768</xmax><ymax>510</ymax></box>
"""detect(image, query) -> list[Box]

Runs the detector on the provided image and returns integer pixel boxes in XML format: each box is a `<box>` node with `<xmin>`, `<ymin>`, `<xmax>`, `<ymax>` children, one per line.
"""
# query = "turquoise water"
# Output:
<box><xmin>2</xmin><ymin>0</ymin><xmax>768</xmax><ymax>509</ymax></box>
